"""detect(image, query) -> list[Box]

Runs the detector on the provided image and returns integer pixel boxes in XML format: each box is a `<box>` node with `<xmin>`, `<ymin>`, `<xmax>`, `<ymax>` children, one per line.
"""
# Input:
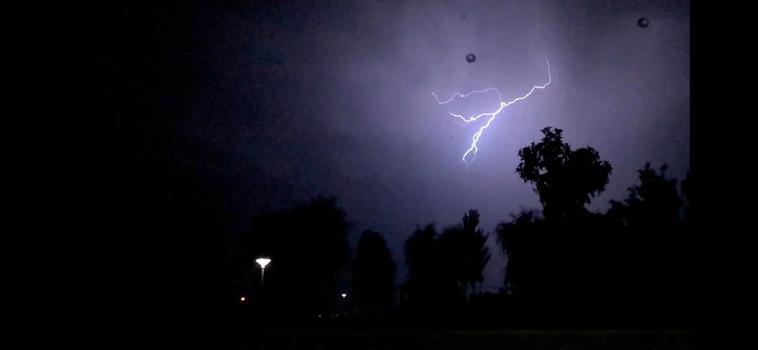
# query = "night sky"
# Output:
<box><xmin>111</xmin><ymin>0</ymin><xmax>689</xmax><ymax>292</ymax></box>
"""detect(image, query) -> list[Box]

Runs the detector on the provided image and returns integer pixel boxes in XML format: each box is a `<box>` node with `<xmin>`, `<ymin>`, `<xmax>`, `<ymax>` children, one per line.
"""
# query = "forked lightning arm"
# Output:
<box><xmin>432</xmin><ymin>58</ymin><xmax>551</xmax><ymax>165</ymax></box>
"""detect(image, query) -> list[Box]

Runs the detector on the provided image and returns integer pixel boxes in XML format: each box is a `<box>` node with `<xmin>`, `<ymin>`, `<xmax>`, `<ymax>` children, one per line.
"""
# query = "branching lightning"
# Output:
<box><xmin>432</xmin><ymin>57</ymin><xmax>551</xmax><ymax>165</ymax></box>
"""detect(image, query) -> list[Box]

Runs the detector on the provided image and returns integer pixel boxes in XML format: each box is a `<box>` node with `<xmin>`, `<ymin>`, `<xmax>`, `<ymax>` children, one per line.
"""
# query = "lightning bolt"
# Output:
<box><xmin>432</xmin><ymin>57</ymin><xmax>551</xmax><ymax>165</ymax></box>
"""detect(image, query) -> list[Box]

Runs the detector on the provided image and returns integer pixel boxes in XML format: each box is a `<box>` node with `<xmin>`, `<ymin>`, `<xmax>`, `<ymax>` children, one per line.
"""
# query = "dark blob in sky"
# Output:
<box><xmin>466</xmin><ymin>53</ymin><xmax>476</xmax><ymax>63</ymax></box>
<box><xmin>638</xmin><ymin>17</ymin><xmax>649</xmax><ymax>28</ymax></box>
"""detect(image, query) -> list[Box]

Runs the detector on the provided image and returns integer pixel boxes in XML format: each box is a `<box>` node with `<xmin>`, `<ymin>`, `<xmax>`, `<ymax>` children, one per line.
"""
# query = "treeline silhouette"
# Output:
<box><xmin>236</xmin><ymin>127</ymin><xmax>692</xmax><ymax>330</ymax></box>
<box><xmin>237</xmin><ymin>196</ymin><xmax>350</xmax><ymax>325</ymax></box>
<box><xmin>399</xmin><ymin>210</ymin><xmax>490</xmax><ymax>320</ymax></box>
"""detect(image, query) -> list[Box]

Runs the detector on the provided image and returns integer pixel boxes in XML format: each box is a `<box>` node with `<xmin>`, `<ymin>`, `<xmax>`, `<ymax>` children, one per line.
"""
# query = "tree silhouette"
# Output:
<box><xmin>241</xmin><ymin>195</ymin><xmax>351</xmax><ymax>320</ymax></box>
<box><xmin>496</xmin><ymin>159</ymin><xmax>692</xmax><ymax>326</ymax></box>
<box><xmin>401</xmin><ymin>223</ymin><xmax>464</xmax><ymax>317</ymax></box>
<box><xmin>517</xmin><ymin>127</ymin><xmax>612</xmax><ymax>221</ymax></box>
<box><xmin>495</xmin><ymin>210</ymin><xmax>543</xmax><ymax>298</ymax></box>
<box><xmin>491</xmin><ymin>128</ymin><xmax>618</xmax><ymax>324</ymax></box>
<box><xmin>401</xmin><ymin>224</ymin><xmax>442</xmax><ymax>312</ymax></box>
<box><xmin>352</xmin><ymin>230</ymin><xmax>396</xmax><ymax>316</ymax></box>
<box><xmin>605</xmin><ymin>162</ymin><xmax>689</xmax><ymax>321</ymax></box>
<box><xmin>400</xmin><ymin>210</ymin><xmax>490</xmax><ymax>319</ymax></box>
<box><xmin>438</xmin><ymin>210</ymin><xmax>491</xmax><ymax>296</ymax></box>
<box><xmin>608</xmin><ymin>162</ymin><xmax>683</xmax><ymax>229</ymax></box>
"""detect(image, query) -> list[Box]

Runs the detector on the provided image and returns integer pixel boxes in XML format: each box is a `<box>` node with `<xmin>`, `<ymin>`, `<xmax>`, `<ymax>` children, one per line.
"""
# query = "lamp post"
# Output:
<box><xmin>255</xmin><ymin>258</ymin><xmax>271</xmax><ymax>287</ymax></box>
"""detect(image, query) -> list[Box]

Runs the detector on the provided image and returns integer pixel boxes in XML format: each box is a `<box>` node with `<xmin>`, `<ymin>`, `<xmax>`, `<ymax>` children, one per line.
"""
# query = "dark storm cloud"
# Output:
<box><xmin>184</xmin><ymin>0</ymin><xmax>688</xmax><ymax>290</ymax></box>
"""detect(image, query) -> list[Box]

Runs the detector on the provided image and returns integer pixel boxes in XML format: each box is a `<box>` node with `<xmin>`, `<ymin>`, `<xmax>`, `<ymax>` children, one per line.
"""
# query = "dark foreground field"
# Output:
<box><xmin>241</xmin><ymin>330</ymin><xmax>689</xmax><ymax>350</ymax></box>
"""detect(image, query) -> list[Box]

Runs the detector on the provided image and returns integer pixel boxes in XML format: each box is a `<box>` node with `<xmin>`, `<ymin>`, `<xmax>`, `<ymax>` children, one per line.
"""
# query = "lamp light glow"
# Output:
<box><xmin>255</xmin><ymin>258</ymin><xmax>271</xmax><ymax>269</ymax></box>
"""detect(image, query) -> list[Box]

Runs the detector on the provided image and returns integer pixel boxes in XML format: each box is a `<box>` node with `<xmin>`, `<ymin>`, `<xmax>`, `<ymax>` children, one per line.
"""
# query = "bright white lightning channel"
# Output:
<box><xmin>432</xmin><ymin>58</ymin><xmax>551</xmax><ymax>165</ymax></box>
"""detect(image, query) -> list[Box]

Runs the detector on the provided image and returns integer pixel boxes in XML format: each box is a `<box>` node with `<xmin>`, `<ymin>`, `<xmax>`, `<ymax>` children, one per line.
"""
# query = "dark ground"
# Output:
<box><xmin>241</xmin><ymin>330</ymin><xmax>690</xmax><ymax>350</ymax></box>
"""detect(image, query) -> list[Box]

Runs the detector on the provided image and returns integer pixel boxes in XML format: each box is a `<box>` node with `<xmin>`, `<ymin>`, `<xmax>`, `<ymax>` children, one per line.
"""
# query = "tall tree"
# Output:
<box><xmin>438</xmin><ymin>210</ymin><xmax>491</xmax><ymax>296</ymax></box>
<box><xmin>516</xmin><ymin>127</ymin><xmax>612</xmax><ymax>220</ymax></box>
<box><xmin>401</xmin><ymin>210</ymin><xmax>490</xmax><ymax>316</ymax></box>
<box><xmin>495</xmin><ymin>210</ymin><xmax>542</xmax><ymax>297</ymax></box>
<box><xmin>608</xmin><ymin>162</ymin><xmax>683</xmax><ymax>229</ymax></box>
<box><xmin>401</xmin><ymin>223</ymin><xmax>465</xmax><ymax>315</ymax></box>
<box><xmin>401</xmin><ymin>224</ymin><xmax>441</xmax><ymax>309</ymax></box>
<box><xmin>352</xmin><ymin>230</ymin><xmax>396</xmax><ymax>315</ymax></box>
<box><xmin>496</xmin><ymin>128</ymin><xmax>614</xmax><ymax>319</ymax></box>
<box><xmin>605</xmin><ymin>163</ymin><xmax>688</xmax><ymax>316</ymax></box>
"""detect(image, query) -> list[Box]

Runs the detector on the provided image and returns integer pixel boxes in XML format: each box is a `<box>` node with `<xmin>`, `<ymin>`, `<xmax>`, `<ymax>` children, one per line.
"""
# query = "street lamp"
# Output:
<box><xmin>255</xmin><ymin>258</ymin><xmax>271</xmax><ymax>286</ymax></box>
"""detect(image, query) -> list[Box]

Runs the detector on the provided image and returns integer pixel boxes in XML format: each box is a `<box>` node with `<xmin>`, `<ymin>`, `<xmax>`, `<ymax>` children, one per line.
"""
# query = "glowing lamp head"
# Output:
<box><xmin>240</xmin><ymin>296</ymin><xmax>246</xmax><ymax>302</ymax></box>
<box><xmin>255</xmin><ymin>258</ymin><xmax>271</xmax><ymax>269</ymax></box>
<box><xmin>340</xmin><ymin>293</ymin><xmax>347</xmax><ymax>299</ymax></box>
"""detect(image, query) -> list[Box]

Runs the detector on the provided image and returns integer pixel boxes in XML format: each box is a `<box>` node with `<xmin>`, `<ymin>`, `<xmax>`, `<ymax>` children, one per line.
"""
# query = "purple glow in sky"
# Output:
<box><xmin>129</xmin><ymin>0</ymin><xmax>690</xmax><ymax>292</ymax></box>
